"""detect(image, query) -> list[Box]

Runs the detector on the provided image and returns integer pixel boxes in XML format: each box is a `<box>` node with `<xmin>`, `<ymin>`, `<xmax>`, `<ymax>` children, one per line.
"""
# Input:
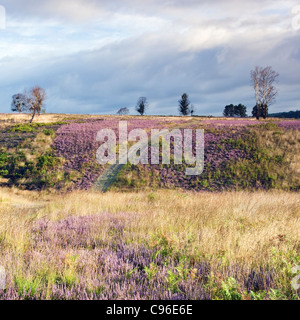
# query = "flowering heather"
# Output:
<box><xmin>54</xmin><ymin>118</ymin><xmax>249</xmax><ymax>190</ymax></box>
<box><xmin>115</xmin><ymin>127</ymin><xmax>253</xmax><ymax>191</ymax></box>
<box><xmin>199</xmin><ymin>119</ymin><xmax>263</xmax><ymax>128</ymax></box>
<box><xmin>277</xmin><ymin>120</ymin><xmax>300</xmax><ymax>130</ymax></box>
<box><xmin>0</xmin><ymin>214</ymin><xmax>280</xmax><ymax>300</ymax></box>
<box><xmin>53</xmin><ymin>119</ymin><xmax>182</xmax><ymax>190</ymax></box>
<box><xmin>52</xmin><ymin>117</ymin><xmax>300</xmax><ymax>191</ymax></box>
<box><xmin>190</xmin><ymin>118</ymin><xmax>300</xmax><ymax>131</ymax></box>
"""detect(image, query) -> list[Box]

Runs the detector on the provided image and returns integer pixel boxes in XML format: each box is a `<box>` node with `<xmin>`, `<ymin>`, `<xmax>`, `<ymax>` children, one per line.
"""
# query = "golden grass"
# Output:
<box><xmin>1</xmin><ymin>188</ymin><xmax>299</xmax><ymax>266</ymax></box>
<box><xmin>0</xmin><ymin>113</ymin><xmax>65</xmax><ymax>125</ymax></box>
<box><xmin>0</xmin><ymin>113</ymin><xmax>273</xmax><ymax>126</ymax></box>
<box><xmin>251</xmin><ymin>127</ymin><xmax>300</xmax><ymax>188</ymax></box>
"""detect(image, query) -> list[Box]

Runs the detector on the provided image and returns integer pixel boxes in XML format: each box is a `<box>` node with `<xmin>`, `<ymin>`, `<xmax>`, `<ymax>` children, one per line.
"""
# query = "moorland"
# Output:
<box><xmin>0</xmin><ymin>113</ymin><xmax>299</xmax><ymax>300</ymax></box>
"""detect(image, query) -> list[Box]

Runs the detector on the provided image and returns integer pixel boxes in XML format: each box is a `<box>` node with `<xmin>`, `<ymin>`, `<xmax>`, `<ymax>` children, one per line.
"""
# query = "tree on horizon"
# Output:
<box><xmin>178</xmin><ymin>93</ymin><xmax>190</xmax><ymax>116</ymax></box>
<box><xmin>136</xmin><ymin>97</ymin><xmax>148</xmax><ymax>116</ymax></box>
<box><xmin>250</xmin><ymin>66</ymin><xmax>279</xmax><ymax>120</ymax></box>
<box><xmin>11</xmin><ymin>86</ymin><xmax>46</xmax><ymax>123</ymax></box>
<box><xmin>117</xmin><ymin>107</ymin><xmax>129</xmax><ymax>115</ymax></box>
<box><xmin>224</xmin><ymin>104</ymin><xmax>247</xmax><ymax>118</ymax></box>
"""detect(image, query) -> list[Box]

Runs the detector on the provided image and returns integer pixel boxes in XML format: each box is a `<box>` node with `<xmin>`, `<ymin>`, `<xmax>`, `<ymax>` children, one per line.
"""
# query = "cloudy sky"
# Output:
<box><xmin>0</xmin><ymin>0</ymin><xmax>299</xmax><ymax>116</ymax></box>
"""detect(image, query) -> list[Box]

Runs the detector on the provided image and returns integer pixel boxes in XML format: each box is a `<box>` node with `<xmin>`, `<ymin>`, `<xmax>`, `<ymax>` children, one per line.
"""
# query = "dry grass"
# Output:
<box><xmin>254</xmin><ymin>127</ymin><xmax>300</xmax><ymax>177</ymax></box>
<box><xmin>0</xmin><ymin>188</ymin><xmax>299</xmax><ymax>299</ymax></box>
<box><xmin>0</xmin><ymin>113</ymin><xmax>64</xmax><ymax>125</ymax></box>
<box><xmin>0</xmin><ymin>114</ymin><xmax>299</xmax><ymax>299</ymax></box>
<box><xmin>1</xmin><ymin>188</ymin><xmax>299</xmax><ymax>266</ymax></box>
<box><xmin>0</xmin><ymin>113</ymin><xmax>268</xmax><ymax>127</ymax></box>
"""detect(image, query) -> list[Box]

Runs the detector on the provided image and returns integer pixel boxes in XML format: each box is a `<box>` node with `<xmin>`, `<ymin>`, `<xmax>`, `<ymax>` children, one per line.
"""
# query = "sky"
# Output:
<box><xmin>0</xmin><ymin>0</ymin><xmax>300</xmax><ymax>116</ymax></box>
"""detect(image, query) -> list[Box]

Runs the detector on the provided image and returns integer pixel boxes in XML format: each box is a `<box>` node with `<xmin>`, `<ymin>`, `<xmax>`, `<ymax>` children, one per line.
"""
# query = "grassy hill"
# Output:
<box><xmin>0</xmin><ymin>114</ymin><xmax>299</xmax><ymax>192</ymax></box>
<box><xmin>0</xmin><ymin>114</ymin><xmax>299</xmax><ymax>300</ymax></box>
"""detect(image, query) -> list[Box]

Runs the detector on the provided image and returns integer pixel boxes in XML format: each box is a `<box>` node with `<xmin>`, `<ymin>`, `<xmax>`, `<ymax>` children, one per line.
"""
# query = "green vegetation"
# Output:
<box><xmin>0</xmin><ymin>146</ymin><xmax>64</xmax><ymax>189</ymax></box>
<box><xmin>9</xmin><ymin>122</ymin><xmax>68</xmax><ymax>133</ymax></box>
<box><xmin>112</xmin><ymin>123</ymin><xmax>300</xmax><ymax>192</ymax></box>
<box><xmin>0</xmin><ymin>115</ymin><xmax>298</xmax><ymax>300</ymax></box>
<box><xmin>0</xmin><ymin>189</ymin><xmax>298</xmax><ymax>300</ymax></box>
<box><xmin>1</xmin><ymin>116</ymin><xmax>300</xmax><ymax>193</ymax></box>
<box><xmin>0</xmin><ymin>121</ymin><xmax>68</xmax><ymax>189</ymax></box>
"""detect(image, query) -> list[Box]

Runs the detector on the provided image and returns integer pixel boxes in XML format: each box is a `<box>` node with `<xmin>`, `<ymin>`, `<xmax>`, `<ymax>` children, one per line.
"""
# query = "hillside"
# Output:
<box><xmin>0</xmin><ymin>113</ymin><xmax>299</xmax><ymax>301</ymax></box>
<box><xmin>0</xmin><ymin>114</ymin><xmax>299</xmax><ymax>192</ymax></box>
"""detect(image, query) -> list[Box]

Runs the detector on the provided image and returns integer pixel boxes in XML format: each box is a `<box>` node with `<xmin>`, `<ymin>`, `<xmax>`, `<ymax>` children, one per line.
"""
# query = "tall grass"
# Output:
<box><xmin>0</xmin><ymin>189</ymin><xmax>299</xmax><ymax>299</ymax></box>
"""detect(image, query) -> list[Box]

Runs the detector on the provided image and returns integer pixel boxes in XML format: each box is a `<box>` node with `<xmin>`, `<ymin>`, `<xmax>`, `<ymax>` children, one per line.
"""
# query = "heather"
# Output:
<box><xmin>113</xmin><ymin>121</ymin><xmax>300</xmax><ymax>191</ymax></box>
<box><xmin>54</xmin><ymin>119</ymin><xmax>140</xmax><ymax>189</ymax></box>
<box><xmin>277</xmin><ymin>120</ymin><xmax>300</xmax><ymax>130</ymax></box>
<box><xmin>197</xmin><ymin>119</ymin><xmax>262</xmax><ymax>127</ymax></box>
<box><xmin>52</xmin><ymin>116</ymin><xmax>300</xmax><ymax>192</ymax></box>
<box><xmin>0</xmin><ymin>190</ymin><xmax>299</xmax><ymax>300</ymax></box>
<box><xmin>53</xmin><ymin>118</ymin><xmax>183</xmax><ymax>190</ymax></box>
<box><xmin>1</xmin><ymin>115</ymin><xmax>299</xmax><ymax>192</ymax></box>
<box><xmin>0</xmin><ymin>115</ymin><xmax>299</xmax><ymax>300</ymax></box>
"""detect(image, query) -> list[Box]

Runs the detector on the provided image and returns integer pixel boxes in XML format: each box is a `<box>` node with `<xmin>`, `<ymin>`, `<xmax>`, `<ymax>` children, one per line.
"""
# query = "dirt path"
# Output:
<box><xmin>93</xmin><ymin>120</ymin><xmax>203</xmax><ymax>192</ymax></box>
<box><xmin>94</xmin><ymin>162</ymin><xmax>125</xmax><ymax>192</ymax></box>
<box><xmin>94</xmin><ymin>130</ymin><xmax>169</xmax><ymax>192</ymax></box>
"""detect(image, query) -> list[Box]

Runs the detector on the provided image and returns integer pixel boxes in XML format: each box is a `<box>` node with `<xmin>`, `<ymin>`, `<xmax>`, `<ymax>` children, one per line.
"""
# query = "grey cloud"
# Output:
<box><xmin>0</xmin><ymin>0</ymin><xmax>299</xmax><ymax>116</ymax></box>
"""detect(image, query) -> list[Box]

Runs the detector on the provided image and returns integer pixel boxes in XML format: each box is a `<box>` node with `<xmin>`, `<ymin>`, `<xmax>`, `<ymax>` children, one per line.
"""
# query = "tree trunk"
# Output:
<box><xmin>30</xmin><ymin>110</ymin><xmax>36</xmax><ymax>124</ymax></box>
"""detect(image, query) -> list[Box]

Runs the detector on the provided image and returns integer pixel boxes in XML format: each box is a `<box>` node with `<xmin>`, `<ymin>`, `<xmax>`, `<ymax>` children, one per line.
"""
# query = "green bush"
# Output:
<box><xmin>36</xmin><ymin>153</ymin><xmax>61</xmax><ymax>171</ymax></box>
<box><xmin>43</xmin><ymin>129</ymin><xmax>55</xmax><ymax>137</ymax></box>
<box><xmin>9</xmin><ymin>121</ymin><xmax>67</xmax><ymax>133</ymax></box>
<box><xmin>218</xmin><ymin>277</ymin><xmax>242</xmax><ymax>300</ymax></box>
<box><xmin>9</xmin><ymin>124</ymin><xmax>36</xmax><ymax>132</ymax></box>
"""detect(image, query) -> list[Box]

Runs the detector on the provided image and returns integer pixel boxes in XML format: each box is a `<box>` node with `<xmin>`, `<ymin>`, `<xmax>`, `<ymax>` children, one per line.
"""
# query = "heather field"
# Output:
<box><xmin>0</xmin><ymin>189</ymin><xmax>299</xmax><ymax>300</ymax></box>
<box><xmin>0</xmin><ymin>114</ymin><xmax>299</xmax><ymax>300</ymax></box>
<box><xmin>1</xmin><ymin>114</ymin><xmax>299</xmax><ymax>192</ymax></box>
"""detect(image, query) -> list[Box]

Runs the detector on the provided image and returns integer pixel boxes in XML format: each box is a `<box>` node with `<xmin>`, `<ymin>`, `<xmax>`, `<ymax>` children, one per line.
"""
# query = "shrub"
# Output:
<box><xmin>218</xmin><ymin>277</ymin><xmax>242</xmax><ymax>300</ymax></box>
<box><xmin>43</xmin><ymin>129</ymin><xmax>55</xmax><ymax>137</ymax></box>
<box><xmin>9</xmin><ymin>124</ymin><xmax>36</xmax><ymax>132</ymax></box>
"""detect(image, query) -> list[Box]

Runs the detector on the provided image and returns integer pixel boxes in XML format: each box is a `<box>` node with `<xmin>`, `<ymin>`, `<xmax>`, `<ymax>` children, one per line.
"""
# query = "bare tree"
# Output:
<box><xmin>250</xmin><ymin>66</ymin><xmax>279</xmax><ymax>120</ymax></box>
<box><xmin>11</xmin><ymin>86</ymin><xmax>46</xmax><ymax>123</ymax></box>
<box><xmin>27</xmin><ymin>86</ymin><xmax>46</xmax><ymax>123</ymax></box>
